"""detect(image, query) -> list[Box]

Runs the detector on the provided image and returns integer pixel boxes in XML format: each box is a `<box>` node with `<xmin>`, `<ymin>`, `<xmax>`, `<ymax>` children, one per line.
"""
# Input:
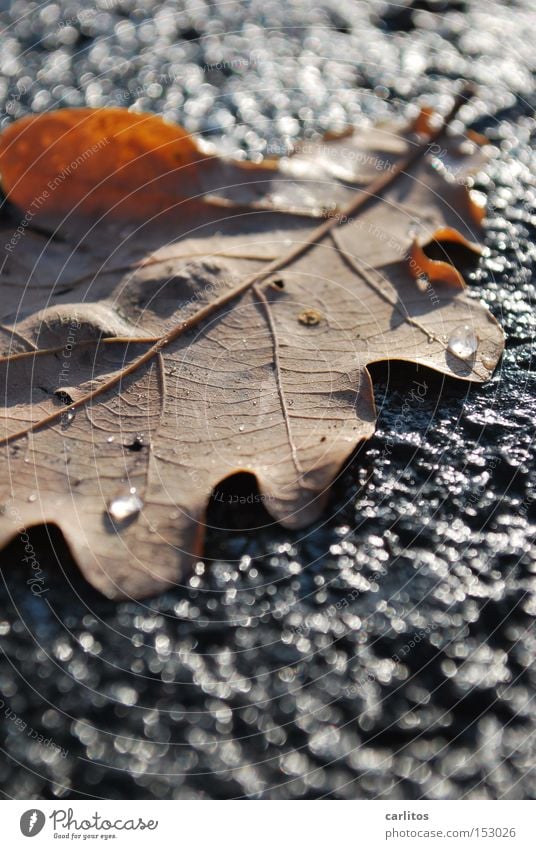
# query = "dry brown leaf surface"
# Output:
<box><xmin>0</xmin><ymin>94</ymin><xmax>504</xmax><ymax>598</ymax></box>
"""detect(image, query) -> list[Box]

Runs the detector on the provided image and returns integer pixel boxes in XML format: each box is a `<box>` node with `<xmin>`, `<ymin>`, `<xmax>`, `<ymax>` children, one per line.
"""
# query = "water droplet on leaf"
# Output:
<box><xmin>126</xmin><ymin>434</ymin><xmax>144</xmax><ymax>452</ymax></box>
<box><xmin>447</xmin><ymin>325</ymin><xmax>478</xmax><ymax>359</ymax></box>
<box><xmin>107</xmin><ymin>491</ymin><xmax>143</xmax><ymax>522</ymax></box>
<box><xmin>62</xmin><ymin>407</ymin><xmax>76</xmax><ymax>427</ymax></box>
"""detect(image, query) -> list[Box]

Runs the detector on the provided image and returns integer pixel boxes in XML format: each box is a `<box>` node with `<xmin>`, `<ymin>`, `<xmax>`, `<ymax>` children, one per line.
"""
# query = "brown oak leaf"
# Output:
<box><xmin>0</xmin><ymin>90</ymin><xmax>504</xmax><ymax>598</ymax></box>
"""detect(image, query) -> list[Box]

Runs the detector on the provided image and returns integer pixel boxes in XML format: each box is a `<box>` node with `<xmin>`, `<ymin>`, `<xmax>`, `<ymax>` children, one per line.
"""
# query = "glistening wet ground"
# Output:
<box><xmin>0</xmin><ymin>0</ymin><xmax>535</xmax><ymax>799</ymax></box>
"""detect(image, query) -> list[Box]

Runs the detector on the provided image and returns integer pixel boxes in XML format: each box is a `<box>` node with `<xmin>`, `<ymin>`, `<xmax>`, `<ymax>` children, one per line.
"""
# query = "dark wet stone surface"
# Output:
<box><xmin>0</xmin><ymin>0</ymin><xmax>534</xmax><ymax>799</ymax></box>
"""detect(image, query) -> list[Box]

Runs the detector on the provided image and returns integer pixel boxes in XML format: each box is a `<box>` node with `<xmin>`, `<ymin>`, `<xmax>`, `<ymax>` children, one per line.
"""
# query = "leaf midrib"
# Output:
<box><xmin>0</xmin><ymin>87</ymin><xmax>472</xmax><ymax>447</ymax></box>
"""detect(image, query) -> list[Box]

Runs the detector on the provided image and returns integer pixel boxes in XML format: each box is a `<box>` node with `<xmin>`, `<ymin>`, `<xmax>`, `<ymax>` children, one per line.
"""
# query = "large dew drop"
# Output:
<box><xmin>107</xmin><ymin>488</ymin><xmax>143</xmax><ymax>522</ymax></box>
<box><xmin>447</xmin><ymin>325</ymin><xmax>478</xmax><ymax>359</ymax></box>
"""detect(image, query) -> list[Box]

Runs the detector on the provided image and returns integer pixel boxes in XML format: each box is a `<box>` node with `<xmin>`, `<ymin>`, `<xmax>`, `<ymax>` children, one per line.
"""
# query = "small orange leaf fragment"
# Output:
<box><xmin>409</xmin><ymin>225</ymin><xmax>482</xmax><ymax>291</ymax></box>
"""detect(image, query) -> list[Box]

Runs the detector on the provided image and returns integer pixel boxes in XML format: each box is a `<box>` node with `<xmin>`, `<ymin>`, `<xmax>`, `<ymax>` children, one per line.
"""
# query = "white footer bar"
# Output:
<box><xmin>3</xmin><ymin>800</ymin><xmax>535</xmax><ymax>848</ymax></box>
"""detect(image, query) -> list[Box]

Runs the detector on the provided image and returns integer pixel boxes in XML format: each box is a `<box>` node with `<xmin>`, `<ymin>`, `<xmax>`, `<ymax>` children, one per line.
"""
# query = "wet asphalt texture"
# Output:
<box><xmin>0</xmin><ymin>0</ymin><xmax>535</xmax><ymax>800</ymax></box>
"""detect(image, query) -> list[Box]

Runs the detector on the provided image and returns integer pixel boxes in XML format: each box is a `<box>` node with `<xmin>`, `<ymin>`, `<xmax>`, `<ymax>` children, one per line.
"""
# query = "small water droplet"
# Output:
<box><xmin>62</xmin><ymin>407</ymin><xmax>76</xmax><ymax>426</ymax></box>
<box><xmin>107</xmin><ymin>491</ymin><xmax>143</xmax><ymax>522</ymax></box>
<box><xmin>27</xmin><ymin>493</ymin><xmax>37</xmax><ymax>503</ymax></box>
<box><xmin>447</xmin><ymin>325</ymin><xmax>478</xmax><ymax>359</ymax></box>
<box><xmin>239</xmin><ymin>425</ymin><xmax>245</xmax><ymax>432</ymax></box>
<box><xmin>107</xmin><ymin>436</ymin><xmax>114</xmax><ymax>443</ymax></box>
<box><xmin>126</xmin><ymin>434</ymin><xmax>144</xmax><ymax>452</ymax></box>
